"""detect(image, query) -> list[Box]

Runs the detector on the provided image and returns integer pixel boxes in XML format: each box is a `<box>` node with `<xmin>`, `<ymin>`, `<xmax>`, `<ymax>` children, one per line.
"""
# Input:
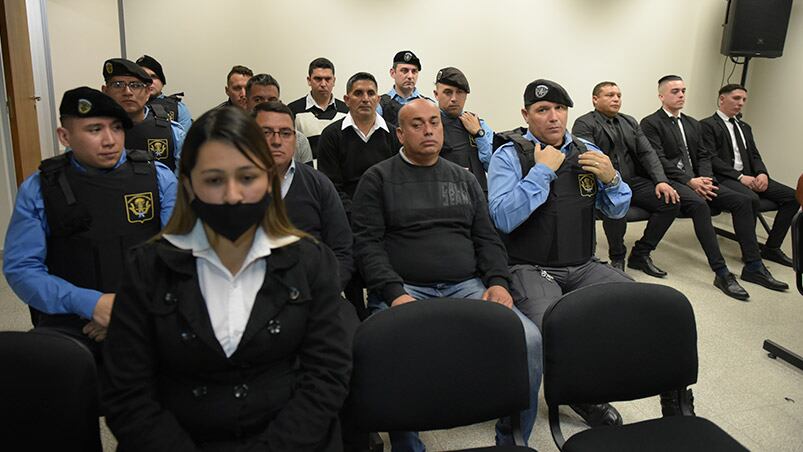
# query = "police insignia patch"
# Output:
<box><xmin>535</xmin><ymin>85</ymin><xmax>549</xmax><ymax>98</ymax></box>
<box><xmin>404</xmin><ymin>52</ymin><xmax>412</xmax><ymax>62</ymax></box>
<box><xmin>167</xmin><ymin>111</ymin><xmax>175</xmax><ymax>121</ymax></box>
<box><xmin>124</xmin><ymin>192</ymin><xmax>154</xmax><ymax>224</ymax></box>
<box><xmin>578</xmin><ymin>173</ymin><xmax>597</xmax><ymax>197</ymax></box>
<box><xmin>105</xmin><ymin>62</ymin><xmax>113</xmax><ymax>74</ymax></box>
<box><xmin>437</xmin><ymin>70</ymin><xmax>443</xmax><ymax>80</ymax></box>
<box><xmin>77</xmin><ymin>99</ymin><xmax>92</xmax><ymax>114</ymax></box>
<box><xmin>147</xmin><ymin>139</ymin><xmax>169</xmax><ymax>159</ymax></box>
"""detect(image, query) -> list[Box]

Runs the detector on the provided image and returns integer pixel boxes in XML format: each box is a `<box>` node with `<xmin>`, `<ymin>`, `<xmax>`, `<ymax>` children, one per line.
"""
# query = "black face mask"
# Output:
<box><xmin>190</xmin><ymin>194</ymin><xmax>271</xmax><ymax>242</ymax></box>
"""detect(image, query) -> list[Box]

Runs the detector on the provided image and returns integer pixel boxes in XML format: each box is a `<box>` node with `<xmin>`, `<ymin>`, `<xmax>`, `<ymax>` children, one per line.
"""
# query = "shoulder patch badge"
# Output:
<box><xmin>125</xmin><ymin>192</ymin><xmax>154</xmax><ymax>224</ymax></box>
<box><xmin>578</xmin><ymin>173</ymin><xmax>597</xmax><ymax>197</ymax></box>
<box><xmin>147</xmin><ymin>139</ymin><xmax>169</xmax><ymax>159</ymax></box>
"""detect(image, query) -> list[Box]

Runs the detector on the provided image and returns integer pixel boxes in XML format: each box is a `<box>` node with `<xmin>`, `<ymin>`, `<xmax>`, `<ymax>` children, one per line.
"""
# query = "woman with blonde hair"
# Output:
<box><xmin>103</xmin><ymin>106</ymin><xmax>351</xmax><ymax>451</ymax></box>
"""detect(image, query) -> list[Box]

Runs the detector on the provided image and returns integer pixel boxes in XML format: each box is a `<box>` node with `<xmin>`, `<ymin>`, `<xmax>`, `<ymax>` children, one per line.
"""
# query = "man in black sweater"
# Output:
<box><xmin>252</xmin><ymin>101</ymin><xmax>353</xmax><ymax>290</ymax></box>
<box><xmin>318</xmin><ymin>72</ymin><xmax>399</xmax><ymax>220</ymax></box>
<box><xmin>352</xmin><ymin>99</ymin><xmax>542</xmax><ymax>450</ymax></box>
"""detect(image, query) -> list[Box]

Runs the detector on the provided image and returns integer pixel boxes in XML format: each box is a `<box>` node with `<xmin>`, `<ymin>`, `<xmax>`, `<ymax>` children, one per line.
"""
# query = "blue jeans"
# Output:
<box><xmin>370</xmin><ymin>278</ymin><xmax>543</xmax><ymax>451</ymax></box>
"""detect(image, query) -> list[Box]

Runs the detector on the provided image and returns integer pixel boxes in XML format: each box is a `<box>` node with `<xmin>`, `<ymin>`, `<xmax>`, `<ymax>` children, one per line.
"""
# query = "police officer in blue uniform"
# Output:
<box><xmin>377</xmin><ymin>50</ymin><xmax>431</xmax><ymax>126</ymax></box>
<box><xmin>3</xmin><ymin>87</ymin><xmax>177</xmax><ymax>359</ymax></box>
<box><xmin>101</xmin><ymin>58</ymin><xmax>185</xmax><ymax>172</ymax></box>
<box><xmin>434</xmin><ymin>67</ymin><xmax>494</xmax><ymax>192</ymax></box>
<box><xmin>136</xmin><ymin>54</ymin><xmax>193</xmax><ymax>133</ymax></box>
<box><xmin>488</xmin><ymin>79</ymin><xmax>632</xmax><ymax>428</ymax></box>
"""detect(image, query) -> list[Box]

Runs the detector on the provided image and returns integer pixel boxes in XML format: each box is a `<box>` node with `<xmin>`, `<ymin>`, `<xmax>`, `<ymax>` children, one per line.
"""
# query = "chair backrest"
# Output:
<box><xmin>792</xmin><ymin>211</ymin><xmax>803</xmax><ymax>294</ymax></box>
<box><xmin>0</xmin><ymin>331</ymin><xmax>102</xmax><ymax>451</ymax></box>
<box><xmin>347</xmin><ymin>298</ymin><xmax>529</xmax><ymax>432</ymax></box>
<box><xmin>543</xmin><ymin>282</ymin><xmax>698</xmax><ymax>406</ymax></box>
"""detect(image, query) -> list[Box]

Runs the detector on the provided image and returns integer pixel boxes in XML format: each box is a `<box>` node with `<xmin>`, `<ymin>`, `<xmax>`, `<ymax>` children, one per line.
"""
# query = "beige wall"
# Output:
<box><xmin>43</xmin><ymin>0</ymin><xmax>800</xmax><ymax>187</ymax></box>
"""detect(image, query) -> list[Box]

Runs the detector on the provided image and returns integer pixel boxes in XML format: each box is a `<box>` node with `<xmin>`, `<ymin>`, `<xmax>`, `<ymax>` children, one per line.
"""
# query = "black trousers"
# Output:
<box><xmin>602</xmin><ymin>176</ymin><xmax>681</xmax><ymax>260</ymax></box>
<box><xmin>670</xmin><ymin>180</ymin><xmax>760</xmax><ymax>272</ymax></box>
<box><xmin>719</xmin><ymin>177</ymin><xmax>798</xmax><ymax>249</ymax></box>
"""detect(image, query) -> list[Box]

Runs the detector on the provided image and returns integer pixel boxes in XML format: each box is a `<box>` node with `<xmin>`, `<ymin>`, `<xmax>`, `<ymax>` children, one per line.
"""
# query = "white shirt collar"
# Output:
<box><xmin>662</xmin><ymin>108</ymin><xmax>680</xmax><ymax>119</ymax></box>
<box><xmin>342</xmin><ymin>112</ymin><xmax>389</xmax><ymax>142</ymax></box>
<box><xmin>716</xmin><ymin>110</ymin><xmax>733</xmax><ymax>121</ymax></box>
<box><xmin>305</xmin><ymin>92</ymin><xmax>335</xmax><ymax>111</ymax></box>
<box><xmin>164</xmin><ymin>219</ymin><xmax>299</xmax><ymax>275</ymax></box>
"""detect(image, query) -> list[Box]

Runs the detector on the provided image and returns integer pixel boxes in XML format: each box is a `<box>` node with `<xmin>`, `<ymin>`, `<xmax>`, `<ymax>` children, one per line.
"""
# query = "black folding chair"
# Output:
<box><xmin>0</xmin><ymin>331</ymin><xmax>102</xmax><ymax>451</ymax></box>
<box><xmin>542</xmin><ymin>282</ymin><xmax>747</xmax><ymax>451</ymax></box>
<box><xmin>346</xmin><ymin>298</ymin><xmax>534</xmax><ymax>451</ymax></box>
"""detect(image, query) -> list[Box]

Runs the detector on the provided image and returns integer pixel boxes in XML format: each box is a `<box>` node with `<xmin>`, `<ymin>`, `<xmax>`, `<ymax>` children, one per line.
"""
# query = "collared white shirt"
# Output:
<box><xmin>663</xmin><ymin>108</ymin><xmax>688</xmax><ymax>148</ymax></box>
<box><xmin>280</xmin><ymin>159</ymin><xmax>297</xmax><ymax>199</ymax></box>
<box><xmin>342</xmin><ymin>112</ymin><xmax>389</xmax><ymax>143</ymax></box>
<box><xmin>164</xmin><ymin>220</ymin><xmax>299</xmax><ymax>357</ymax></box>
<box><xmin>716</xmin><ymin>110</ymin><xmax>745</xmax><ymax>172</ymax></box>
<box><xmin>305</xmin><ymin>92</ymin><xmax>335</xmax><ymax>111</ymax></box>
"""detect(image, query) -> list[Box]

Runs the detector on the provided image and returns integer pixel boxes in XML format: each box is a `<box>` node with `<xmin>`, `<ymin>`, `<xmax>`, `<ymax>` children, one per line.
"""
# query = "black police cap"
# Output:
<box><xmin>436</xmin><ymin>67</ymin><xmax>470</xmax><ymax>93</ymax></box>
<box><xmin>59</xmin><ymin>86</ymin><xmax>133</xmax><ymax>129</ymax></box>
<box><xmin>393</xmin><ymin>50</ymin><xmax>421</xmax><ymax>70</ymax></box>
<box><xmin>523</xmin><ymin>79</ymin><xmax>574</xmax><ymax>108</ymax></box>
<box><xmin>102</xmin><ymin>58</ymin><xmax>152</xmax><ymax>84</ymax></box>
<box><xmin>136</xmin><ymin>54</ymin><xmax>165</xmax><ymax>85</ymax></box>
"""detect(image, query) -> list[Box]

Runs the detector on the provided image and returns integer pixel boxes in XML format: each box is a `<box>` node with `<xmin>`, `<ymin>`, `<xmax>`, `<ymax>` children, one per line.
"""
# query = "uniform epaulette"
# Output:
<box><xmin>38</xmin><ymin>153</ymin><xmax>71</xmax><ymax>175</ymax></box>
<box><xmin>150</xmin><ymin>104</ymin><xmax>172</xmax><ymax>123</ymax></box>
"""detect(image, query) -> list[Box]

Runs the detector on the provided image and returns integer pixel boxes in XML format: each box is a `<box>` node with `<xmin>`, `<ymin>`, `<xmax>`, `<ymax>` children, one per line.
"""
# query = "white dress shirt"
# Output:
<box><xmin>342</xmin><ymin>112</ymin><xmax>389</xmax><ymax>143</ymax></box>
<box><xmin>716</xmin><ymin>109</ymin><xmax>745</xmax><ymax>172</ymax></box>
<box><xmin>164</xmin><ymin>220</ymin><xmax>299</xmax><ymax>357</ymax></box>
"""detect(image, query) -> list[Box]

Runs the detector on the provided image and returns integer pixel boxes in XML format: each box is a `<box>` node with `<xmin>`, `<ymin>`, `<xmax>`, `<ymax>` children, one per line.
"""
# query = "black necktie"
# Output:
<box><xmin>728</xmin><ymin>117</ymin><xmax>752</xmax><ymax>174</ymax></box>
<box><xmin>606</xmin><ymin>118</ymin><xmax>632</xmax><ymax>178</ymax></box>
<box><xmin>670</xmin><ymin>117</ymin><xmax>694</xmax><ymax>177</ymax></box>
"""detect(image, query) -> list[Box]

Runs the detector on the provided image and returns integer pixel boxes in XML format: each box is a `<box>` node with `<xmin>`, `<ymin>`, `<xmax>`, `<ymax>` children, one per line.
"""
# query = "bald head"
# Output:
<box><xmin>396</xmin><ymin>99</ymin><xmax>443</xmax><ymax>166</ymax></box>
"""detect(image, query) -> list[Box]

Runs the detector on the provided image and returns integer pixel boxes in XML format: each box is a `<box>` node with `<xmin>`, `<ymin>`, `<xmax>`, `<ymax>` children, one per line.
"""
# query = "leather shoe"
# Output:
<box><xmin>627</xmin><ymin>254</ymin><xmax>667</xmax><ymax>277</ymax></box>
<box><xmin>714</xmin><ymin>272</ymin><xmax>750</xmax><ymax>301</ymax></box>
<box><xmin>760</xmin><ymin>247</ymin><xmax>793</xmax><ymax>268</ymax></box>
<box><xmin>610</xmin><ymin>259</ymin><xmax>625</xmax><ymax>271</ymax></box>
<box><xmin>741</xmin><ymin>264</ymin><xmax>789</xmax><ymax>291</ymax></box>
<box><xmin>570</xmin><ymin>403</ymin><xmax>623</xmax><ymax>427</ymax></box>
<box><xmin>660</xmin><ymin>389</ymin><xmax>695</xmax><ymax>417</ymax></box>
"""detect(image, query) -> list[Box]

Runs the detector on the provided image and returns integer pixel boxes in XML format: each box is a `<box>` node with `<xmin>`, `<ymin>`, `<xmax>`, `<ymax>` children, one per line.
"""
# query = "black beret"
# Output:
<box><xmin>102</xmin><ymin>58</ymin><xmax>152</xmax><ymax>84</ymax></box>
<box><xmin>393</xmin><ymin>50</ymin><xmax>421</xmax><ymax>70</ymax></box>
<box><xmin>136</xmin><ymin>54</ymin><xmax>165</xmax><ymax>85</ymax></box>
<box><xmin>523</xmin><ymin>79</ymin><xmax>574</xmax><ymax>108</ymax></box>
<box><xmin>436</xmin><ymin>67</ymin><xmax>470</xmax><ymax>93</ymax></box>
<box><xmin>59</xmin><ymin>87</ymin><xmax>133</xmax><ymax>129</ymax></box>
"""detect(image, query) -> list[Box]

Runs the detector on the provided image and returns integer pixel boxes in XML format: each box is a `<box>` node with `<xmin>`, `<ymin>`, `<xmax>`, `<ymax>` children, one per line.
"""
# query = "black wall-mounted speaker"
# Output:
<box><xmin>721</xmin><ymin>0</ymin><xmax>793</xmax><ymax>58</ymax></box>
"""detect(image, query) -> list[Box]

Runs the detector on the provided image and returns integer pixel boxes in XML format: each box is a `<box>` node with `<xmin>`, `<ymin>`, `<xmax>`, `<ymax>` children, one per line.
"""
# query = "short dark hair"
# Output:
<box><xmin>658</xmin><ymin>75</ymin><xmax>683</xmax><ymax>87</ymax></box>
<box><xmin>346</xmin><ymin>72</ymin><xmax>377</xmax><ymax>93</ymax></box>
<box><xmin>251</xmin><ymin>100</ymin><xmax>295</xmax><ymax>122</ymax></box>
<box><xmin>308</xmin><ymin>57</ymin><xmax>335</xmax><ymax>76</ymax></box>
<box><xmin>227</xmin><ymin>65</ymin><xmax>253</xmax><ymax>84</ymax></box>
<box><xmin>592</xmin><ymin>81</ymin><xmax>618</xmax><ymax>97</ymax></box>
<box><xmin>719</xmin><ymin>83</ymin><xmax>747</xmax><ymax>96</ymax></box>
<box><xmin>246</xmin><ymin>73</ymin><xmax>281</xmax><ymax>96</ymax></box>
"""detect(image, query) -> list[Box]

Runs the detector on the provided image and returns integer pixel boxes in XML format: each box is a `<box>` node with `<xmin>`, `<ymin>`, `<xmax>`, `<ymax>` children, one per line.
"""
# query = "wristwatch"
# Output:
<box><xmin>473</xmin><ymin>128</ymin><xmax>485</xmax><ymax>138</ymax></box>
<box><xmin>604</xmin><ymin>172</ymin><xmax>621</xmax><ymax>188</ymax></box>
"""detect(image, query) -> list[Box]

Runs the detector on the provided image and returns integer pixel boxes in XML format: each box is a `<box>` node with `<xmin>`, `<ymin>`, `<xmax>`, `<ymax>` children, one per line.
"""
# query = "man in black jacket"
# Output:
<box><xmin>700</xmin><ymin>84</ymin><xmax>797</xmax><ymax>267</ymax></box>
<box><xmin>573</xmin><ymin>81</ymin><xmax>680</xmax><ymax>276</ymax></box>
<box><xmin>641</xmin><ymin>75</ymin><xmax>787</xmax><ymax>301</ymax></box>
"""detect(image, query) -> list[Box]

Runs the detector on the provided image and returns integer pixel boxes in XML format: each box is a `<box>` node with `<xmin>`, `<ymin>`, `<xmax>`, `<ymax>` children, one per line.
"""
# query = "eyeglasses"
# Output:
<box><xmin>107</xmin><ymin>81</ymin><xmax>149</xmax><ymax>92</ymax></box>
<box><xmin>263</xmin><ymin>128</ymin><xmax>295</xmax><ymax>140</ymax></box>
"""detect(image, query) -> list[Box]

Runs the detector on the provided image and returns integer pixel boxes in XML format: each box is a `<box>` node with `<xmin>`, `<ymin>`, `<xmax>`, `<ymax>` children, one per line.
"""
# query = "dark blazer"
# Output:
<box><xmin>641</xmin><ymin>108</ymin><xmax>713</xmax><ymax>184</ymax></box>
<box><xmin>104</xmin><ymin>237</ymin><xmax>351</xmax><ymax>452</ymax></box>
<box><xmin>572</xmin><ymin>110</ymin><xmax>668</xmax><ymax>184</ymax></box>
<box><xmin>700</xmin><ymin>113</ymin><xmax>768</xmax><ymax>180</ymax></box>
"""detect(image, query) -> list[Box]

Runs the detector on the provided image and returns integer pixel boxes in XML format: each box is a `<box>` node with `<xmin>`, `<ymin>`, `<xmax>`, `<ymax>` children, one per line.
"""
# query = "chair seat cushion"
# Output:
<box><xmin>563</xmin><ymin>416</ymin><xmax>748</xmax><ymax>452</ymax></box>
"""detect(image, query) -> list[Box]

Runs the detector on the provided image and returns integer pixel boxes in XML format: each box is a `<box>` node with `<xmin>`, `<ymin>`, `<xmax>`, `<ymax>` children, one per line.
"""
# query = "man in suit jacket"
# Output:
<box><xmin>700</xmin><ymin>84</ymin><xmax>797</xmax><ymax>267</ymax></box>
<box><xmin>573</xmin><ymin>81</ymin><xmax>680</xmax><ymax>277</ymax></box>
<box><xmin>641</xmin><ymin>75</ymin><xmax>787</xmax><ymax>301</ymax></box>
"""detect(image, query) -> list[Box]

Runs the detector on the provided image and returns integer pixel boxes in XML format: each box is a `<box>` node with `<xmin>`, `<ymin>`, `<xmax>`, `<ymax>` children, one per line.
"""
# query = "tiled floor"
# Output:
<box><xmin>1</xmin><ymin>216</ymin><xmax>802</xmax><ymax>451</ymax></box>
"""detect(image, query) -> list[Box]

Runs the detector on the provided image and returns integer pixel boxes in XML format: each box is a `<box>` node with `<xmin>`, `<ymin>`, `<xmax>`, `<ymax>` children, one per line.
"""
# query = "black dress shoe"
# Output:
<box><xmin>570</xmin><ymin>403</ymin><xmax>623</xmax><ymax>427</ymax></box>
<box><xmin>660</xmin><ymin>389</ymin><xmax>695</xmax><ymax>417</ymax></box>
<box><xmin>741</xmin><ymin>264</ymin><xmax>789</xmax><ymax>291</ymax></box>
<box><xmin>760</xmin><ymin>247</ymin><xmax>794</xmax><ymax>268</ymax></box>
<box><xmin>610</xmin><ymin>259</ymin><xmax>625</xmax><ymax>271</ymax></box>
<box><xmin>714</xmin><ymin>272</ymin><xmax>750</xmax><ymax>301</ymax></box>
<box><xmin>627</xmin><ymin>254</ymin><xmax>667</xmax><ymax>277</ymax></box>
